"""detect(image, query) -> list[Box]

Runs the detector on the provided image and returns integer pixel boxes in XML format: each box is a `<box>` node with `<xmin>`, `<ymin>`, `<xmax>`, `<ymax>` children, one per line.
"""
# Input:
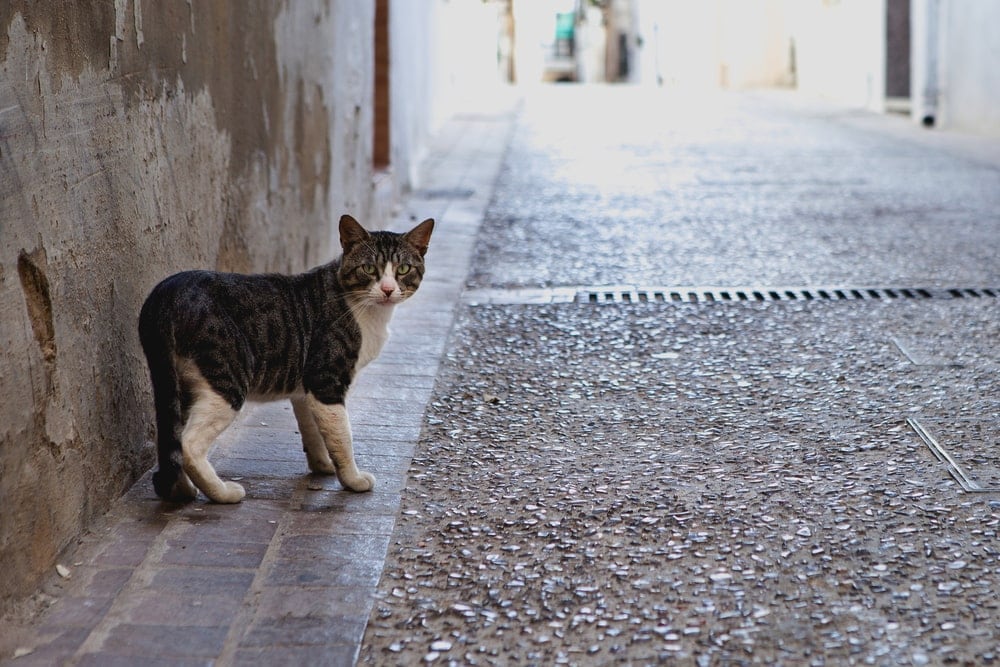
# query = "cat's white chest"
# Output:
<box><xmin>355</xmin><ymin>306</ymin><xmax>394</xmax><ymax>371</ymax></box>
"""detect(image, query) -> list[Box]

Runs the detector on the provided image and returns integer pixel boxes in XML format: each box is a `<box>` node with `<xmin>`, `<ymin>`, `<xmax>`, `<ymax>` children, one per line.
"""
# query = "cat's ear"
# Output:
<box><xmin>403</xmin><ymin>218</ymin><xmax>434</xmax><ymax>257</ymax></box>
<box><xmin>339</xmin><ymin>214</ymin><xmax>370</xmax><ymax>253</ymax></box>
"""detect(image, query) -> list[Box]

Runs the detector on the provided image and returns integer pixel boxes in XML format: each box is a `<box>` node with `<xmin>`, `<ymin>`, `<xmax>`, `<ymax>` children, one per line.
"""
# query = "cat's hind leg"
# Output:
<box><xmin>143</xmin><ymin>346</ymin><xmax>198</xmax><ymax>501</ymax></box>
<box><xmin>180</xmin><ymin>372</ymin><xmax>245</xmax><ymax>503</ymax></box>
<box><xmin>150</xmin><ymin>398</ymin><xmax>197</xmax><ymax>501</ymax></box>
<box><xmin>171</xmin><ymin>471</ymin><xmax>199</xmax><ymax>501</ymax></box>
<box><xmin>304</xmin><ymin>394</ymin><xmax>375</xmax><ymax>492</ymax></box>
<box><xmin>291</xmin><ymin>396</ymin><xmax>336</xmax><ymax>475</ymax></box>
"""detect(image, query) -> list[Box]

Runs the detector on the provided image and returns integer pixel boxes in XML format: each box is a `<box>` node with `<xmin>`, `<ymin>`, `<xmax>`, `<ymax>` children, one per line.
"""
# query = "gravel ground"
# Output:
<box><xmin>362</xmin><ymin>299</ymin><xmax>1000</xmax><ymax>666</ymax></box>
<box><xmin>361</xmin><ymin>87</ymin><xmax>1000</xmax><ymax>665</ymax></box>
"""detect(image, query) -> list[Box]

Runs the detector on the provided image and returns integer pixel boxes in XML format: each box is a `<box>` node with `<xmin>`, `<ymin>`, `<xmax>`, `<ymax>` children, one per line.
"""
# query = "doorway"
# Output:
<box><xmin>885</xmin><ymin>0</ymin><xmax>911</xmax><ymax>114</ymax></box>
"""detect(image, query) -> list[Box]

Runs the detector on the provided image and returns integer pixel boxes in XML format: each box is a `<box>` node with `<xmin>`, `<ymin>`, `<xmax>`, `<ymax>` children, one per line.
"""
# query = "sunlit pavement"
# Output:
<box><xmin>361</xmin><ymin>86</ymin><xmax>1000</xmax><ymax>666</ymax></box>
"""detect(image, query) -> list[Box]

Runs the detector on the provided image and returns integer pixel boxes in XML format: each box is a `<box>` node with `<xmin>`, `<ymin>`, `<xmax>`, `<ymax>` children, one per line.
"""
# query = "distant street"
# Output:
<box><xmin>470</xmin><ymin>87</ymin><xmax>1000</xmax><ymax>290</ymax></box>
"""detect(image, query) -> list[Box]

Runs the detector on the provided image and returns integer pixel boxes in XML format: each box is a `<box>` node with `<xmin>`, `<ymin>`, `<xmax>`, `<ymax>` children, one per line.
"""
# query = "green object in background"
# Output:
<box><xmin>555</xmin><ymin>12</ymin><xmax>575</xmax><ymax>40</ymax></box>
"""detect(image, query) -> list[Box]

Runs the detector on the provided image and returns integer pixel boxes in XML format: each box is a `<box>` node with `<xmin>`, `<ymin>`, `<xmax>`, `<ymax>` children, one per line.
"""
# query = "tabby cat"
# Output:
<box><xmin>138</xmin><ymin>214</ymin><xmax>433</xmax><ymax>503</ymax></box>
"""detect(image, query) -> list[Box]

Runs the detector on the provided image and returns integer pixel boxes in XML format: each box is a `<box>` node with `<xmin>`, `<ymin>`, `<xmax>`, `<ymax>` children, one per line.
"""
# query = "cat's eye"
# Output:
<box><xmin>396</xmin><ymin>264</ymin><xmax>411</xmax><ymax>276</ymax></box>
<box><xmin>361</xmin><ymin>264</ymin><xmax>378</xmax><ymax>276</ymax></box>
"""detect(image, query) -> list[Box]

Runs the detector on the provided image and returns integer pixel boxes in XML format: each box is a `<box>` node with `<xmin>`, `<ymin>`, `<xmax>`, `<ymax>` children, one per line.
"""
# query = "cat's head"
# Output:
<box><xmin>338</xmin><ymin>214</ymin><xmax>434</xmax><ymax>308</ymax></box>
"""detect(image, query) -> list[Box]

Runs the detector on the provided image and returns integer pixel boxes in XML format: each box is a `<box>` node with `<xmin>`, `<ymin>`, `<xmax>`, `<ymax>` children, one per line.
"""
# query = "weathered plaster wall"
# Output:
<box><xmin>0</xmin><ymin>0</ymin><xmax>375</xmax><ymax>612</ymax></box>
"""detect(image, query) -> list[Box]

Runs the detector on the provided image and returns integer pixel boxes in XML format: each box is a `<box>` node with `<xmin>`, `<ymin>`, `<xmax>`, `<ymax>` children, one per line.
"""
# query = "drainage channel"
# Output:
<box><xmin>462</xmin><ymin>285</ymin><xmax>1000</xmax><ymax>306</ymax></box>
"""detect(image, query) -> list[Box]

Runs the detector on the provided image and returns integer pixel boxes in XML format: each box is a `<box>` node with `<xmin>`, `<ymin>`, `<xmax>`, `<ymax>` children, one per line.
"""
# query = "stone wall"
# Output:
<box><xmin>0</xmin><ymin>0</ymin><xmax>376</xmax><ymax>612</ymax></box>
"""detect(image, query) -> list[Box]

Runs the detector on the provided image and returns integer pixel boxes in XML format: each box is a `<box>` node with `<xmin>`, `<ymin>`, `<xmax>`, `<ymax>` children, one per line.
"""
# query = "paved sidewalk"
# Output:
<box><xmin>0</xmin><ymin>107</ymin><xmax>513</xmax><ymax>666</ymax></box>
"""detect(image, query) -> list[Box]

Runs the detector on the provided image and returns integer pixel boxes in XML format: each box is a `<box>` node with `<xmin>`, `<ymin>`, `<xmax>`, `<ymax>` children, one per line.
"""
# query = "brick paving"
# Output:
<box><xmin>0</xmin><ymin>106</ymin><xmax>513</xmax><ymax>666</ymax></box>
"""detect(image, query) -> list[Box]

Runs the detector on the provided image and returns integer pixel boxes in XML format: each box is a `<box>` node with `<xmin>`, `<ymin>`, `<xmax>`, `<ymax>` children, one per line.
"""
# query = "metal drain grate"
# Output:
<box><xmin>461</xmin><ymin>285</ymin><xmax>1000</xmax><ymax>306</ymax></box>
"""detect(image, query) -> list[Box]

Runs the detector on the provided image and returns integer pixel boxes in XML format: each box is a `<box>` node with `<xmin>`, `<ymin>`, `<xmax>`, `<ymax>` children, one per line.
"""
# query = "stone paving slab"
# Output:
<box><xmin>0</xmin><ymin>103</ymin><xmax>514</xmax><ymax>665</ymax></box>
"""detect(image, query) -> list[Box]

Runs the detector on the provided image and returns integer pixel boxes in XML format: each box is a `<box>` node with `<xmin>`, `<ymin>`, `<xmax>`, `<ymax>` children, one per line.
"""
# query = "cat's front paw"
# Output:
<box><xmin>341</xmin><ymin>470</ymin><xmax>376</xmax><ymax>493</ymax></box>
<box><xmin>207</xmin><ymin>481</ymin><xmax>246</xmax><ymax>504</ymax></box>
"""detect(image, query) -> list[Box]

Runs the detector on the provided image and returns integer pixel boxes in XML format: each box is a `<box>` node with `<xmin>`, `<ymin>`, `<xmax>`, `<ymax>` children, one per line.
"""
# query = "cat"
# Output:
<box><xmin>138</xmin><ymin>214</ymin><xmax>433</xmax><ymax>503</ymax></box>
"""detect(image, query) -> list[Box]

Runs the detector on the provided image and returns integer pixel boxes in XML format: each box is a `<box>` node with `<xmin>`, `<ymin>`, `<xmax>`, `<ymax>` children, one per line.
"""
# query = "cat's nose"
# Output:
<box><xmin>380</xmin><ymin>285</ymin><xmax>394</xmax><ymax>297</ymax></box>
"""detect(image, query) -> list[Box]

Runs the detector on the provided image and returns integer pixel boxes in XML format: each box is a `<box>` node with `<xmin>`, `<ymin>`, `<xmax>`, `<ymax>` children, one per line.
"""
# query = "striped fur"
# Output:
<box><xmin>138</xmin><ymin>215</ymin><xmax>433</xmax><ymax>503</ymax></box>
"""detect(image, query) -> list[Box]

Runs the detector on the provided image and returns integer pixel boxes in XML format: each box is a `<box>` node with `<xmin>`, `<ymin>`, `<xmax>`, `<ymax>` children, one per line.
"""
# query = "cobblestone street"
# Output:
<box><xmin>361</xmin><ymin>87</ymin><xmax>1000</xmax><ymax>666</ymax></box>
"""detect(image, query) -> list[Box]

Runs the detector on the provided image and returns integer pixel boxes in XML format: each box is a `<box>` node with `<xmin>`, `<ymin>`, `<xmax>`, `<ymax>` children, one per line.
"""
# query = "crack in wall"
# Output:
<box><xmin>16</xmin><ymin>247</ymin><xmax>56</xmax><ymax>369</ymax></box>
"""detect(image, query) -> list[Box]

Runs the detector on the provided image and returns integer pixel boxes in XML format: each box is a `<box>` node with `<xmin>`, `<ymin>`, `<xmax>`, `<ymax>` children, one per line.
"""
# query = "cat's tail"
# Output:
<box><xmin>138</xmin><ymin>294</ymin><xmax>184</xmax><ymax>500</ymax></box>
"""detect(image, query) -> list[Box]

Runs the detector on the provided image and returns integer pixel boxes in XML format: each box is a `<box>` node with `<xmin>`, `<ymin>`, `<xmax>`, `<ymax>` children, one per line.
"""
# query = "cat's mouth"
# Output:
<box><xmin>373</xmin><ymin>294</ymin><xmax>402</xmax><ymax>306</ymax></box>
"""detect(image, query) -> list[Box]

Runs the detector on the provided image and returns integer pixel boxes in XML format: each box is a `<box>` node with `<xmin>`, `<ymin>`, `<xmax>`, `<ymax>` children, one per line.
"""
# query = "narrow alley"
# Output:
<box><xmin>4</xmin><ymin>1</ymin><xmax>1000</xmax><ymax>666</ymax></box>
<box><xmin>4</xmin><ymin>85</ymin><xmax>1000</xmax><ymax>666</ymax></box>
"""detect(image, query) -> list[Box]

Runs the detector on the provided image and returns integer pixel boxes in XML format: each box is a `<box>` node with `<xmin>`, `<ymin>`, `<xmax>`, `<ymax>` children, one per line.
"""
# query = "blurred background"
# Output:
<box><xmin>455</xmin><ymin>0</ymin><xmax>998</xmax><ymax>135</ymax></box>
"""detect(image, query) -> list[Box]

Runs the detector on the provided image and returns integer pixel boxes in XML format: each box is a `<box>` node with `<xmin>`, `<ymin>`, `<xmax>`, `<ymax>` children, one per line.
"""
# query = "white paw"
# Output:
<box><xmin>342</xmin><ymin>470</ymin><xmax>376</xmax><ymax>493</ymax></box>
<box><xmin>208</xmin><ymin>481</ymin><xmax>246</xmax><ymax>504</ymax></box>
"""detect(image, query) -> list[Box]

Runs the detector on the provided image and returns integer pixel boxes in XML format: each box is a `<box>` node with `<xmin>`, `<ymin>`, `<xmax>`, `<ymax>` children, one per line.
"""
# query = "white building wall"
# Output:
<box><xmin>390</xmin><ymin>0</ymin><xmax>436</xmax><ymax>193</ymax></box>
<box><xmin>911</xmin><ymin>0</ymin><xmax>939</xmax><ymax>125</ymax></box>
<box><xmin>629</xmin><ymin>0</ymin><xmax>792</xmax><ymax>90</ymax></box>
<box><xmin>790</xmin><ymin>0</ymin><xmax>886</xmax><ymax>111</ymax></box>
<box><xmin>718</xmin><ymin>0</ymin><xmax>794</xmax><ymax>89</ymax></box>
<box><xmin>632</xmin><ymin>0</ymin><xmax>720</xmax><ymax>89</ymax></box>
<box><xmin>391</xmin><ymin>0</ymin><xmax>501</xmax><ymax>191</ymax></box>
<box><xmin>935</xmin><ymin>0</ymin><xmax>1000</xmax><ymax>135</ymax></box>
<box><xmin>621</xmin><ymin>0</ymin><xmax>998</xmax><ymax>135</ymax></box>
